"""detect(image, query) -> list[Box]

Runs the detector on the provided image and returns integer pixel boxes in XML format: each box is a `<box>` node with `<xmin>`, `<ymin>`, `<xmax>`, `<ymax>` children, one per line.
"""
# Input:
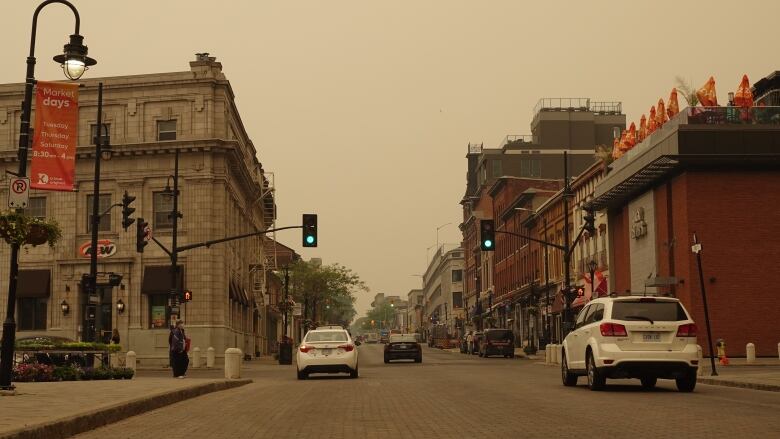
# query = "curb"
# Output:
<box><xmin>697</xmin><ymin>377</ymin><xmax>780</xmax><ymax>393</ymax></box>
<box><xmin>0</xmin><ymin>378</ymin><xmax>252</xmax><ymax>439</ymax></box>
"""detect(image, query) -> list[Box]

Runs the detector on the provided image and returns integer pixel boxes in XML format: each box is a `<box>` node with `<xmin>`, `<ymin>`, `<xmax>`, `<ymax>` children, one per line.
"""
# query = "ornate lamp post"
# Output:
<box><xmin>1</xmin><ymin>0</ymin><xmax>96</xmax><ymax>391</ymax></box>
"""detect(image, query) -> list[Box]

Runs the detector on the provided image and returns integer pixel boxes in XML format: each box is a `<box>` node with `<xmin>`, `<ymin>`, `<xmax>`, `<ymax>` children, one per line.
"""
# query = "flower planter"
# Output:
<box><xmin>25</xmin><ymin>224</ymin><xmax>49</xmax><ymax>246</ymax></box>
<box><xmin>0</xmin><ymin>213</ymin><xmax>62</xmax><ymax>248</ymax></box>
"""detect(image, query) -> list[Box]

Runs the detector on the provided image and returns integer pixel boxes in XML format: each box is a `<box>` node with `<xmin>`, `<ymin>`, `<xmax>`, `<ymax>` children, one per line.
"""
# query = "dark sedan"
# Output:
<box><xmin>384</xmin><ymin>334</ymin><xmax>422</xmax><ymax>363</ymax></box>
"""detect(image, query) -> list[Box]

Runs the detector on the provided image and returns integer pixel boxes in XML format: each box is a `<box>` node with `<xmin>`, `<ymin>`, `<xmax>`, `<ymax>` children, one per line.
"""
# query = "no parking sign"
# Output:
<box><xmin>8</xmin><ymin>177</ymin><xmax>30</xmax><ymax>209</ymax></box>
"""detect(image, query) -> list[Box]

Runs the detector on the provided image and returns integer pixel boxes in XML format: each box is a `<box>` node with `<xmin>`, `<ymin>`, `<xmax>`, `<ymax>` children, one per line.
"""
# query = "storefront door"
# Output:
<box><xmin>83</xmin><ymin>286</ymin><xmax>113</xmax><ymax>343</ymax></box>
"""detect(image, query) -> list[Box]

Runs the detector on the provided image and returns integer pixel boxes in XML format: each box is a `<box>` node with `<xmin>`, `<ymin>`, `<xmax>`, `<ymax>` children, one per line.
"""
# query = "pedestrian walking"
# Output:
<box><xmin>110</xmin><ymin>328</ymin><xmax>120</xmax><ymax>345</ymax></box>
<box><xmin>169</xmin><ymin>320</ymin><xmax>190</xmax><ymax>378</ymax></box>
<box><xmin>466</xmin><ymin>331</ymin><xmax>474</xmax><ymax>354</ymax></box>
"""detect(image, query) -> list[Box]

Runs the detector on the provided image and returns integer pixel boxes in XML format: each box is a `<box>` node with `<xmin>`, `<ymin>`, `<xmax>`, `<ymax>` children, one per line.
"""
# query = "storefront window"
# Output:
<box><xmin>18</xmin><ymin>298</ymin><xmax>47</xmax><ymax>330</ymax></box>
<box><xmin>149</xmin><ymin>294</ymin><xmax>170</xmax><ymax>329</ymax></box>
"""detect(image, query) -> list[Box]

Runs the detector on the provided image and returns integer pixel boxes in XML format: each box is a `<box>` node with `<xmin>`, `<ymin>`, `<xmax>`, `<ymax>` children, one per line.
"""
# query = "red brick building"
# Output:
<box><xmin>592</xmin><ymin>100</ymin><xmax>780</xmax><ymax>356</ymax></box>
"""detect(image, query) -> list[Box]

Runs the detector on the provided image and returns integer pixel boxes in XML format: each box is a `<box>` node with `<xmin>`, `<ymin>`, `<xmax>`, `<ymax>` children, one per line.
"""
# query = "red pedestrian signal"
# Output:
<box><xmin>182</xmin><ymin>289</ymin><xmax>193</xmax><ymax>302</ymax></box>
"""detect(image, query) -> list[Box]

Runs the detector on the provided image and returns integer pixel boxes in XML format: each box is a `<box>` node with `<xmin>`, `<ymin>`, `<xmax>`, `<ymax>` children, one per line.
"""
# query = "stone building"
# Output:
<box><xmin>422</xmin><ymin>245</ymin><xmax>464</xmax><ymax>336</ymax></box>
<box><xmin>0</xmin><ymin>54</ymin><xmax>279</xmax><ymax>365</ymax></box>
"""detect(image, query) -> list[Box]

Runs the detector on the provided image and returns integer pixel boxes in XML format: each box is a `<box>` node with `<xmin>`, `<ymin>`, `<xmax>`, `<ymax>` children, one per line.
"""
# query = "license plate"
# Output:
<box><xmin>321</xmin><ymin>348</ymin><xmax>332</xmax><ymax>355</ymax></box>
<box><xmin>642</xmin><ymin>333</ymin><xmax>661</xmax><ymax>342</ymax></box>
<box><xmin>398</xmin><ymin>344</ymin><xmax>407</xmax><ymax>349</ymax></box>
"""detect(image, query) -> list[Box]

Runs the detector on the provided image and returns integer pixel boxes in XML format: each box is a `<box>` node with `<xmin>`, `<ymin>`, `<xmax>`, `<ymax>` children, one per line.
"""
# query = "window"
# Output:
<box><xmin>90</xmin><ymin>123</ymin><xmax>110</xmax><ymax>145</ymax></box>
<box><xmin>521</xmin><ymin>159</ymin><xmax>541</xmax><ymax>177</ymax></box>
<box><xmin>149</xmin><ymin>294</ymin><xmax>170</xmax><ymax>329</ymax></box>
<box><xmin>305</xmin><ymin>331</ymin><xmax>348</xmax><ymax>343</ymax></box>
<box><xmin>574</xmin><ymin>305</ymin><xmax>589</xmax><ymax>328</ymax></box>
<box><xmin>86</xmin><ymin>194</ymin><xmax>112</xmax><ymax>232</ymax></box>
<box><xmin>27</xmin><ymin>197</ymin><xmax>46</xmax><ymax>219</ymax></box>
<box><xmin>157</xmin><ymin>120</ymin><xmax>177</xmax><ymax>141</ymax></box>
<box><xmin>452</xmin><ymin>269</ymin><xmax>463</xmax><ymax>282</ymax></box>
<box><xmin>491</xmin><ymin>160</ymin><xmax>502</xmax><ymax>177</ymax></box>
<box><xmin>18</xmin><ymin>298</ymin><xmax>47</xmax><ymax>330</ymax></box>
<box><xmin>452</xmin><ymin>292</ymin><xmax>463</xmax><ymax>308</ymax></box>
<box><xmin>611</xmin><ymin>301</ymin><xmax>688</xmax><ymax>322</ymax></box>
<box><xmin>154</xmin><ymin>191</ymin><xmax>175</xmax><ymax>229</ymax></box>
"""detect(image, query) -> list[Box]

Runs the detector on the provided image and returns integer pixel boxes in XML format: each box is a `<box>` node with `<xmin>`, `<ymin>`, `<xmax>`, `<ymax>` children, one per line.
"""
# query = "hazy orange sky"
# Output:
<box><xmin>3</xmin><ymin>0</ymin><xmax>778</xmax><ymax>315</ymax></box>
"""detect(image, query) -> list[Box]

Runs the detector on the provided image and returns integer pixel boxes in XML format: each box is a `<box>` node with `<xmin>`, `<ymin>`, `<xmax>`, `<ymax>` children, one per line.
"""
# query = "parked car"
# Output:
<box><xmin>561</xmin><ymin>294</ymin><xmax>699</xmax><ymax>392</ymax></box>
<box><xmin>479</xmin><ymin>329</ymin><xmax>515</xmax><ymax>358</ymax></box>
<box><xmin>296</xmin><ymin>327</ymin><xmax>358</xmax><ymax>380</ymax></box>
<box><xmin>384</xmin><ymin>334</ymin><xmax>422</xmax><ymax>363</ymax></box>
<box><xmin>366</xmin><ymin>333</ymin><xmax>379</xmax><ymax>344</ymax></box>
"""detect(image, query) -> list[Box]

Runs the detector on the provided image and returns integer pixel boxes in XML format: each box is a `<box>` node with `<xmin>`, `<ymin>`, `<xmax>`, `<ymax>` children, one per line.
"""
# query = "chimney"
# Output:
<box><xmin>190</xmin><ymin>52</ymin><xmax>224</xmax><ymax>79</ymax></box>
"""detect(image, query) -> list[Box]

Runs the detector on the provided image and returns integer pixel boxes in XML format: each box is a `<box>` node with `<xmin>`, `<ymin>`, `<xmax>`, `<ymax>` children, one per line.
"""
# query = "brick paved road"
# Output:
<box><xmin>76</xmin><ymin>344</ymin><xmax>780</xmax><ymax>438</ymax></box>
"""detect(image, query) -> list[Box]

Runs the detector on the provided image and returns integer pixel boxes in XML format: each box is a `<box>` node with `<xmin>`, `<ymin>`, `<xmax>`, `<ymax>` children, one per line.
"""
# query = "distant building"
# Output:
<box><xmin>422</xmin><ymin>245</ymin><xmax>464</xmax><ymax>336</ymax></box>
<box><xmin>406</xmin><ymin>289</ymin><xmax>423</xmax><ymax>333</ymax></box>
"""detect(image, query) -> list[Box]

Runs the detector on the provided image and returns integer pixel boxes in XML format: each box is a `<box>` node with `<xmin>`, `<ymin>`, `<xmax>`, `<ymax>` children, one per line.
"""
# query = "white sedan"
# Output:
<box><xmin>296</xmin><ymin>327</ymin><xmax>358</xmax><ymax>380</ymax></box>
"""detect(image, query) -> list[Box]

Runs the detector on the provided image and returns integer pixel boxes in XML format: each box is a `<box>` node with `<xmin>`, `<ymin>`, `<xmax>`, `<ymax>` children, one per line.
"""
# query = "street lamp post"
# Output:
<box><xmin>1</xmin><ymin>0</ymin><xmax>96</xmax><ymax>391</ymax></box>
<box><xmin>161</xmin><ymin>149</ymin><xmax>183</xmax><ymax>324</ymax></box>
<box><xmin>435</xmin><ymin>222</ymin><xmax>452</xmax><ymax>251</ymax></box>
<box><xmin>588</xmin><ymin>259</ymin><xmax>598</xmax><ymax>301</ymax></box>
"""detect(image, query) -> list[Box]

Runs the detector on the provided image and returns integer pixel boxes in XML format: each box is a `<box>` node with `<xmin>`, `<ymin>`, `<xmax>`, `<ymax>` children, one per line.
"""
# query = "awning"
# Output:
<box><xmin>141</xmin><ymin>265</ymin><xmax>183</xmax><ymax>294</ymax></box>
<box><xmin>17</xmin><ymin>269</ymin><xmax>51</xmax><ymax>298</ymax></box>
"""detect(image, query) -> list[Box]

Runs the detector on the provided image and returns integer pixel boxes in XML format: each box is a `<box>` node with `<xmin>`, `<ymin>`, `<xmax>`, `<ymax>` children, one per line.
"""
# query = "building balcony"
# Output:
<box><xmin>591</xmin><ymin>106</ymin><xmax>780</xmax><ymax>211</ymax></box>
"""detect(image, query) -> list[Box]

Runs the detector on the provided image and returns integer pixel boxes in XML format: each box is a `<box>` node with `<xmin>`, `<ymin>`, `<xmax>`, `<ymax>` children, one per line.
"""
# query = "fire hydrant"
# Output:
<box><xmin>716</xmin><ymin>339</ymin><xmax>729</xmax><ymax>366</ymax></box>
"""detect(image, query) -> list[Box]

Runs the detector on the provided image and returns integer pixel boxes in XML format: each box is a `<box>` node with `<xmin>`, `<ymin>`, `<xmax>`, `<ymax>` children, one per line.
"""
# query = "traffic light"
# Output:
<box><xmin>121</xmin><ymin>191</ymin><xmax>136</xmax><ymax>231</ymax></box>
<box><xmin>136</xmin><ymin>218</ymin><xmax>149</xmax><ymax>253</ymax></box>
<box><xmin>182</xmin><ymin>289</ymin><xmax>193</xmax><ymax>302</ymax></box>
<box><xmin>302</xmin><ymin>214</ymin><xmax>317</xmax><ymax>247</ymax></box>
<box><xmin>583</xmin><ymin>208</ymin><xmax>596</xmax><ymax>235</ymax></box>
<box><xmin>480</xmin><ymin>219</ymin><xmax>495</xmax><ymax>251</ymax></box>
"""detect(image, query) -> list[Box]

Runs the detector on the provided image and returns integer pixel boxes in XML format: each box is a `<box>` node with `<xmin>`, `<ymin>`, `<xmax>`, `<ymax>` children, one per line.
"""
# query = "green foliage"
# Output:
<box><xmin>675</xmin><ymin>76</ymin><xmax>699</xmax><ymax>107</ymax></box>
<box><xmin>0</xmin><ymin>211</ymin><xmax>62</xmax><ymax>248</ymax></box>
<box><xmin>285</xmin><ymin>260</ymin><xmax>366</xmax><ymax>326</ymax></box>
<box><xmin>16</xmin><ymin>340</ymin><xmax>121</xmax><ymax>353</ymax></box>
<box><xmin>362</xmin><ymin>301</ymin><xmax>396</xmax><ymax>331</ymax></box>
<box><xmin>52</xmin><ymin>365</ymin><xmax>82</xmax><ymax>381</ymax></box>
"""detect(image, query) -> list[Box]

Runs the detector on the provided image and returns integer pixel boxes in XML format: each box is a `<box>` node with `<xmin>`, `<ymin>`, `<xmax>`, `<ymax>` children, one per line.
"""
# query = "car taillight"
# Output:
<box><xmin>599</xmin><ymin>322</ymin><xmax>628</xmax><ymax>337</ymax></box>
<box><xmin>676</xmin><ymin>323</ymin><xmax>698</xmax><ymax>337</ymax></box>
<box><xmin>299</xmin><ymin>345</ymin><xmax>315</xmax><ymax>353</ymax></box>
<box><xmin>339</xmin><ymin>344</ymin><xmax>354</xmax><ymax>352</ymax></box>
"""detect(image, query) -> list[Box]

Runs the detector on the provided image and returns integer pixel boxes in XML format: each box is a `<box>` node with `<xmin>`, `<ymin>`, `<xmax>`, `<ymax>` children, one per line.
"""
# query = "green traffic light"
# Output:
<box><xmin>484</xmin><ymin>239</ymin><xmax>492</xmax><ymax>248</ymax></box>
<box><xmin>306</xmin><ymin>235</ymin><xmax>316</xmax><ymax>244</ymax></box>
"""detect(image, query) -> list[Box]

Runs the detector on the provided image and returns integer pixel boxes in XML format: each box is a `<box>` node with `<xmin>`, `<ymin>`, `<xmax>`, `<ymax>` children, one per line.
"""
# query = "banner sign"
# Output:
<box><xmin>30</xmin><ymin>81</ymin><xmax>79</xmax><ymax>191</ymax></box>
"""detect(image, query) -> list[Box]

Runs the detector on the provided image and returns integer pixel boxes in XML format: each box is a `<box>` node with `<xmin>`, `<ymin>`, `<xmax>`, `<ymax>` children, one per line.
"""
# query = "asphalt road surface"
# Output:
<box><xmin>76</xmin><ymin>343</ymin><xmax>780</xmax><ymax>438</ymax></box>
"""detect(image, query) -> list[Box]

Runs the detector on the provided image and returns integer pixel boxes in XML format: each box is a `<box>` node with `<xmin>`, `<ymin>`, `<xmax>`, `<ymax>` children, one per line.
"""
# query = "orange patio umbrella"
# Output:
<box><xmin>611</xmin><ymin>136</ymin><xmax>623</xmax><ymax>160</ymax></box>
<box><xmin>656</xmin><ymin>99</ymin><xmax>668</xmax><ymax>126</ymax></box>
<box><xmin>696</xmin><ymin>76</ymin><xmax>718</xmax><ymax>106</ymax></box>
<box><xmin>647</xmin><ymin>106</ymin><xmax>658</xmax><ymax>134</ymax></box>
<box><xmin>638</xmin><ymin>114</ymin><xmax>647</xmax><ymax>142</ymax></box>
<box><xmin>625</xmin><ymin>122</ymin><xmax>637</xmax><ymax>149</ymax></box>
<box><xmin>734</xmin><ymin>74</ymin><xmax>753</xmax><ymax>107</ymax></box>
<box><xmin>667</xmin><ymin>88</ymin><xmax>680</xmax><ymax>118</ymax></box>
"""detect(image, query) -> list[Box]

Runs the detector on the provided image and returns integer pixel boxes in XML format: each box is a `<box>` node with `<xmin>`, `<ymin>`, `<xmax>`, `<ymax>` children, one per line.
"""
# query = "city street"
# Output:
<box><xmin>76</xmin><ymin>345</ymin><xmax>780</xmax><ymax>438</ymax></box>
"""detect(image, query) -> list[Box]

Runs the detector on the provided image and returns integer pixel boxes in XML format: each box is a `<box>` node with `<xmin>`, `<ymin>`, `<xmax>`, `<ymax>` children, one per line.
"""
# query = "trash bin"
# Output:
<box><xmin>278</xmin><ymin>341</ymin><xmax>293</xmax><ymax>365</ymax></box>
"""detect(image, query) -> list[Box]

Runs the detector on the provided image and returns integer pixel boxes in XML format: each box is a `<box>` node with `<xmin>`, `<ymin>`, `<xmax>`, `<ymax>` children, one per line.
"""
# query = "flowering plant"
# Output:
<box><xmin>0</xmin><ymin>211</ymin><xmax>62</xmax><ymax>248</ymax></box>
<box><xmin>13</xmin><ymin>363</ymin><xmax>55</xmax><ymax>382</ymax></box>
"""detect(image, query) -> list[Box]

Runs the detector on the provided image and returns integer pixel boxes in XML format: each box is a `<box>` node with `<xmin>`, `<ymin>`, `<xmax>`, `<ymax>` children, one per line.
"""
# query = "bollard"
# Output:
<box><xmin>777</xmin><ymin>342</ymin><xmax>780</xmax><ymax>360</ymax></box>
<box><xmin>126</xmin><ymin>351</ymin><xmax>137</xmax><ymax>371</ymax></box>
<box><xmin>696</xmin><ymin>345</ymin><xmax>703</xmax><ymax>376</ymax></box>
<box><xmin>206</xmin><ymin>347</ymin><xmax>215</xmax><ymax>368</ymax></box>
<box><xmin>746</xmin><ymin>343</ymin><xmax>756</xmax><ymax>364</ymax></box>
<box><xmin>545</xmin><ymin>345</ymin><xmax>551</xmax><ymax>364</ymax></box>
<box><xmin>224</xmin><ymin>348</ymin><xmax>242</xmax><ymax>379</ymax></box>
<box><xmin>192</xmin><ymin>347</ymin><xmax>201</xmax><ymax>368</ymax></box>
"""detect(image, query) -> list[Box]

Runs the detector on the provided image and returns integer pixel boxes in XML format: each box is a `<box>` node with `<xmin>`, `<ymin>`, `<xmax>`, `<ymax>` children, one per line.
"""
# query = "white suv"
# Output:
<box><xmin>561</xmin><ymin>295</ymin><xmax>699</xmax><ymax>392</ymax></box>
<box><xmin>296</xmin><ymin>328</ymin><xmax>358</xmax><ymax>380</ymax></box>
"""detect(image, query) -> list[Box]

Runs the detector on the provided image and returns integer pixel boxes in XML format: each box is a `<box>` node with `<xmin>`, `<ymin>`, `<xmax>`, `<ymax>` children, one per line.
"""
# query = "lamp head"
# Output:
<box><xmin>53</xmin><ymin>34</ymin><xmax>97</xmax><ymax>80</ymax></box>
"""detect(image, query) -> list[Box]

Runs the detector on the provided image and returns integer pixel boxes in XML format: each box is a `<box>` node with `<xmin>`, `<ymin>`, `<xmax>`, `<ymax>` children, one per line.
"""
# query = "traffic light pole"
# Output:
<box><xmin>85</xmin><ymin>82</ymin><xmax>104</xmax><ymax>342</ymax></box>
<box><xmin>170</xmin><ymin>148</ymin><xmax>181</xmax><ymax>322</ymax></box>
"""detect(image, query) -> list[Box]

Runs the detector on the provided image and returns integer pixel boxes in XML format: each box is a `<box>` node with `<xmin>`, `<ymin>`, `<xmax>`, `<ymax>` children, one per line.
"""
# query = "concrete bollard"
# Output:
<box><xmin>126</xmin><ymin>351</ymin><xmax>137</xmax><ymax>371</ymax></box>
<box><xmin>545</xmin><ymin>345</ymin><xmax>551</xmax><ymax>364</ymax></box>
<box><xmin>696</xmin><ymin>345</ymin><xmax>703</xmax><ymax>376</ymax></box>
<box><xmin>206</xmin><ymin>347</ymin><xmax>215</xmax><ymax>368</ymax></box>
<box><xmin>192</xmin><ymin>347</ymin><xmax>201</xmax><ymax>368</ymax></box>
<box><xmin>746</xmin><ymin>343</ymin><xmax>756</xmax><ymax>364</ymax></box>
<box><xmin>224</xmin><ymin>348</ymin><xmax>242</xmax><ymax>379</ymax></box>
<box><xmin>777</xmin><ymin>342</ymin><xmax>780</xmax><ymax>360</ymax></box>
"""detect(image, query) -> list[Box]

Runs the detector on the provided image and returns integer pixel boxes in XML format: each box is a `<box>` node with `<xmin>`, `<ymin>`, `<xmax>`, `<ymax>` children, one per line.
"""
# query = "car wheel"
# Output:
<box><xmin>478</xmin><ymin>350</ymin><xmax>484</xmax><ymax>357</ymax></box>
<box><xmin>350</xmin><ymin>365</ymin><xmax>359</xmax><ymax>379</ymax></box>
<box><xmin>676</xmin><ymin>370</ymin><xmax>697</xmax><ymax>392</ymax></box>
<box><xmin>586</xmin><ymin>353</ymin><xmax>606</xmax><ymax>391</ymax></box>
<box><xmin>561</xmin><ymin>352</ymin><xmax>578</xmax><ymax>387</ymax></box>
<box><xmin>384</xmin><ymin>356</ymin><xmax>389</xmax><ymax>364</ymax></box>
<box><xmin>297</xmin><ymin>369</ymin><xmax>307</xmax><ymax>380</ymax></box>
<box><xmin>415</xmin><ymin>355</ymin><xmax>422</xmax><ymax>363</ymax></box>
<box><xmin>640</xmin><ymin>377</ymin><xmax>657</xmax><ymax>389</ymax></box>
<box><xmin>509</xmin><ymin>353</ymin><xmax>515</xmax><ymax>359</ymax></box>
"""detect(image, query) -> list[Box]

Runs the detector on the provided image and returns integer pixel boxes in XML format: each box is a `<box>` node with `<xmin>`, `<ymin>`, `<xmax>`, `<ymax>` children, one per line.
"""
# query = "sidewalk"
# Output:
<box><xmin>697</xmin><ymin>357</ymin><xmax>780</xmax><ymax>392</ymax></box>
<box><xmin>0</xmin><ymin>377</ymin><xmax>251</xmax><ymax>439</ymax></box>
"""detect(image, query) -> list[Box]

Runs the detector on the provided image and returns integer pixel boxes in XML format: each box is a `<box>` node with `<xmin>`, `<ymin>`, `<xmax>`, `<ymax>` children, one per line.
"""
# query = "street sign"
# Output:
<box><xmin>8</xmin><ymin>177</ymin><xmax>30</xmax><ymax>209</ymax></box>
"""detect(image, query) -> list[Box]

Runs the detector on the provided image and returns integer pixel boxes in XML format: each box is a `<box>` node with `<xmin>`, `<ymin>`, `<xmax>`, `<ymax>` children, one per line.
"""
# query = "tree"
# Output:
<box><xmin>285</xmin><ymin>260</ymin><xmax>366</xmax><ymax>328</ymax></box>
<box><xmin>363</xmin><ymin>301</ymin><xmax>396</xmax><ymax>331</ymax></box>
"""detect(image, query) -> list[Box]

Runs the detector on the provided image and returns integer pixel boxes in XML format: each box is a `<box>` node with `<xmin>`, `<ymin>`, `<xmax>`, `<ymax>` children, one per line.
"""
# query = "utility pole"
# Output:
<box><xmin>692</xmin><ymin>233</ymin><xmax>718</xmax><ymax>376</ymax></box>
<box><xmin>543</xmin><ymin>217</ymin><xmax>551</xmax><ymax>343</ymax></box>
<box><xmin>562</xmin><ymin>151</ymin><xmax>572</xmax><ymax>337</ymax></box>
<box><xmin>169</xmin><ymin>149</ymin><xmax>181</xmax><ymax>324</ymax></box>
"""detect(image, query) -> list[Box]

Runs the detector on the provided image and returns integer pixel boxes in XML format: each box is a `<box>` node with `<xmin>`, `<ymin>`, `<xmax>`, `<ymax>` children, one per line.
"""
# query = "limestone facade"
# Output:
<box><xmin>0</xmin><ymin>55</ymin><xmax>276</xmax><ymax>365</ymax></box>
